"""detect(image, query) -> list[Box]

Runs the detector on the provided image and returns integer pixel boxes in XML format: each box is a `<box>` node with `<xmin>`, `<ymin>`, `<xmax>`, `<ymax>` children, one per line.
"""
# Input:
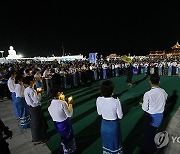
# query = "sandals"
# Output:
<box><xmin>33</xmin><ymin>138</ymin><xmax>48</xmax><ymax>145</ymax></box>
<box><xmin>42</xmin><ymin>139</ymin><xmax>48</xmax><ymax>143</ymax></box>
<box><xmin>33</xmin><ymin>141</ymin><xmax>43</xmax><ymax>145</ymax></box>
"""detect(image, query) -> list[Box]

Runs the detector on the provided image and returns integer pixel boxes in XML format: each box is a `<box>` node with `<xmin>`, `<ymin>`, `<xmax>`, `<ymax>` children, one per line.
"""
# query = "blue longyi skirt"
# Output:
<box><xmin>143</xmin><ymin>112</ymin><xmax>163</xmax><ymax>153</ymax></box>
<box><xmin>101</xmin><ymin>119</ymin><xmax>123</xmax><ymax>154</ymax></box>
<box><xmin>54</xmin><ymin>118</ymin><xmax>76</xmax><ymax>154</ymax></box>
<box><xmin>15</xmin><ymin>97</ymin><xmax>31</xmax><ymax>129</ymax></box>
<box><xmin>11</xmin><ymin>92</ymin><xmax>19</xmax><ymax>118</ymax></box>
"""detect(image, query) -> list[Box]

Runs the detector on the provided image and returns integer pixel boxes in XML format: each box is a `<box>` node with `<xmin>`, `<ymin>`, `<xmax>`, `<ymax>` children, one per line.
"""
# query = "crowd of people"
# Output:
<box><xmin>0</xmin><ymin>56</ymin><xmax>180</xmax><ymax>96</ymax></box>
<box><xmin>0</xmin><ymin>55</ymin><xmax>179</xmax><ymax>154</ymax></box>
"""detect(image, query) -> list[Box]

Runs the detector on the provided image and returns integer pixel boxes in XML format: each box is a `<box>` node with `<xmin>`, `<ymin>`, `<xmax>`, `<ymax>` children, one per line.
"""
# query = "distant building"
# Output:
<box><xmin>167</xmin><ymin>41</ymin><xmax>180</xmax><ymax>56</ymax></box>
<box><xmin>149</xmin><ymin>51</ymin><xmax>166</xmax><ymax>56</ymax></box>
<box><xmin>171</xmin><ymin>41</ymin><xmax>180</xmax><ymax>51</ymax></box>
<box><xmin>107</xmin><ymin>53</ymin><xmax>118</xmax><ymax>59</ymax></box>
<box><xmin>149</xmin><ymin>41</ymin><xmax>180</xmax><ymax>56</ymax></box>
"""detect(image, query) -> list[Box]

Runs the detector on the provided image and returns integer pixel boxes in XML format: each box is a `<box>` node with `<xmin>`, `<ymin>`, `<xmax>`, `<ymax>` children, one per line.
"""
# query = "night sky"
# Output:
<box><xmin>0</xmin><ymin>0</ymin><xmax>180</xmax><ymax>57</ymax></box>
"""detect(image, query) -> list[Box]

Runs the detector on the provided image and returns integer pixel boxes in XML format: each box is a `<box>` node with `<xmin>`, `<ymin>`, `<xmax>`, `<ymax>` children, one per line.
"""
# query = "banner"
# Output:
<box><xmin>89</xmin><ymin>53</ymin><xmax>97</xmax><ymax>64</ymax></box>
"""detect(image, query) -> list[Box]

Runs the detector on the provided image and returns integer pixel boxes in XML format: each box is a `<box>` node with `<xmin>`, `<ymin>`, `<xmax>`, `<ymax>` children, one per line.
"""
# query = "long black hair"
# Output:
<box><xmin>15</xmin><ymin>75</ymin><xmax>23</xmax><ymax>84</ymax></box>
<box><xmin>48</xmin><ymin>87</ymin><xmax>63</xmax><ymax>99</ymax></box>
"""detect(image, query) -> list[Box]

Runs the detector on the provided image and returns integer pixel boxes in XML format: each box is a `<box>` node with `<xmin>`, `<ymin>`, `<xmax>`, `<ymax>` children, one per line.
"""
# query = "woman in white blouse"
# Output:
<box><xmin>14</xmin><ymin>75</ymin><xmax>31</xmax><ymax>129</ymax></box>
<box><xmin>96</xmin><ymin>80</ymin><xmax>123</xmax><ymax>154</ymax></box>
<box><xmin>34</xmin><ymin>68</ymin><xmax>42</xmax><ymax>89</ymax></box>
<box><xmin>48</xmin><ymin>89</ymin><xmax>76</xmax><ymax>154</ymax></box>
<box><xmin>24</xmin><ymin>76</ymin><xmax>48</xmax><ymax>145</ymax></box>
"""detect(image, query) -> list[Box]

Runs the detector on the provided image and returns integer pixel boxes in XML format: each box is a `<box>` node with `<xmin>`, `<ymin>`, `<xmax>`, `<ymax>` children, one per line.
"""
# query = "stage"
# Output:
<box><xmin>42</xmin><ymin>74</ymin><xmax>180</xmax><ymax>154</ymax></box>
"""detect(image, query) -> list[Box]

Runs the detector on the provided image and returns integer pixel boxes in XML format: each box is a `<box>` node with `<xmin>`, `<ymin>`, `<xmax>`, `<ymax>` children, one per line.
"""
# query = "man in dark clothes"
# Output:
<box><xmin>0</xmin><ymin>118</ymin><xmax>12</xmax><ymax>154</ymax></box>
<box><xmin>125</xmin><ymin>63</ymin><xmax>133</xmax><ymax>87</ymax></box>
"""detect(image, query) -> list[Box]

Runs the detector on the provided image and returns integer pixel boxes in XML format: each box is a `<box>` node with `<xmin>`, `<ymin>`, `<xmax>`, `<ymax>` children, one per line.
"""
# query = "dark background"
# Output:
<box><xmin>0</xmin><ymin>0</ymin><xmax>180</xmax><ymax>57</ymax></box>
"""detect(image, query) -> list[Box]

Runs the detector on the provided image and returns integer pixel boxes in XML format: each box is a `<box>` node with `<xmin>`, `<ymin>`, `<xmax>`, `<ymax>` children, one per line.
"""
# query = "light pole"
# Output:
<box><xmin>0</xmin><ymin>51</ymin><xmax>4</xmax><ymax>58</ymax></box>
<box><xmin>62</xmin><ymin>43</ymin><xmax>65</xmax><ymax>56</ymax></box>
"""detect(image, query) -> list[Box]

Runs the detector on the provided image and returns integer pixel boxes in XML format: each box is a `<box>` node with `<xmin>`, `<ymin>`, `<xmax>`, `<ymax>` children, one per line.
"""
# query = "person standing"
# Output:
<box><xmin>48</xmin><ymin>89</ymin><xmax>76</xmax><ymax>154</ymax></box>
<box><xmin>34</xmin><ymin>68</ymin><xmax>42</xmax><ymax>89</ymax></box>
<box><xmin>102</xmin><ymin>62</ymin><xmax>108</xmax><ymax>80</ymax></box>
<box><xmin>141</xmin><ymin>74</ymin><xmax>168</xmax><ymax>153</ymax></box>
<box><xmin>24</xmin><ymin>76</ymin><xmax>48</xmax><ymax>145</ymax></box>
<box><xmin>14</xmin><ymin>75</ymin><xmax>31</xmax><ymax>129</ymax></box>
<box><xmin>115</xmin><ymin>63</ymin><xmax>120</xmax><ymax>77</ymax></box>
<box><xmin>150</xmin><ymin>63</ymin><xmax>155</xmax><ymax>75</ymax></box>
<box><xmin>125</xmin><ymin>63</ymin><xmax>133</xmax><ymax>87</ymax></box>
<box><xmin>168</xmin><ymin>62</ymin><xmax>172</xmax><ymax>76</ymax></box>
<box><xmin>158</xmin><ymin>63</ymin><xmax>163</xmax><ymax>76</ymax></box>
<box><xmin>163</xmin><ymin>63</ymin><xmax>168</xmax><ymax>75</ymax></box>
<box><xmin>177</xmin><ymin>62</ymin><xmax>180</xmax><ymax>77</ymax></box>
<box><xmin>96</xmin><ymin>80</ymin><xmax>123</xmax><ymax>154</ymax></box>
<box><xmin>43</xmin><ymin>66</ymin><xmax>52</xmax><ymax>95</ymax></box>
<box><xmin>7</xmin><ymin>71</ymin><xmax>19</xmax><ymax>118</ymax></box>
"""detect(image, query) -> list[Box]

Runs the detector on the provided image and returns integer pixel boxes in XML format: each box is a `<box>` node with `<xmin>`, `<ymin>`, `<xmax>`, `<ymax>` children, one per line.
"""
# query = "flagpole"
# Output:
<box><xmin>62</xmin><ymin>43</ymin><xmax>65</xmax><ymax>56</ymax></box>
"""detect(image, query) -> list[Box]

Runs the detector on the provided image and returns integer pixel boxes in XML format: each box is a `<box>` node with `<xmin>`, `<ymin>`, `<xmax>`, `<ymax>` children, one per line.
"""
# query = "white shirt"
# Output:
<box><xmin>24</xmin><ymin>86</ymin><xmax>42</xmax><ymax>107</ymax></box>
<box><xmin>172</xmin><ymin>62</ymin><xmax>177</xmax><ymax>67</ymax></box>
<box><xmin>23</xmin><ymin>70</ymin><xmax>28</xmax><ymax>77</ymax></box>
<box><xmin>168</xmin><ymin>62</ymin><xmax>172</xmax><ymax>67</ymax></box>
<box><xmin>34</xmin><ymin>72</ymin><xmax>42</xmax><ymax>82</ymax></box>
<box><xmin>102</xmin><ymin>64</ymin><xmax>108</xmax><ymax>69</ymax></box>
<box><xmin>54</xmin><ymin>68</ymin><xmax>59</xmax><ymax>73</ymax></box>
<box><xmin>48</xmin><ymin>99</ymin><xmax>73</xmax><ymax>122</ymax></box>
<box><xmin>115</xmin><ymin>64</ymin><xmax>119</xmax><ymax>68</ymax></box>
<box><xmin>96</xmin><ymin>97</ymin><xmax>123</xmax><ymax>120</ymax></box>
<box><xmin>177</xmin><ymin>64</ymin><xmax>180</xmax><ymax>68</ymax></box>
<box><xmin>15</xmin><ymin>84</ymin><xmax>25</xmax><ymax>97</ymax></box>
<box><xmin>121</xmin><ymin>64</ymin><xmax>125</xmax><ymax>68</ymax></box>
<box><xmin>142</xmin><ymin>87</ymin><xmax>168</xmax><ymax>114</ymax></box>
<box><xmin>89</xmin><ymin>66</ymin><xmax>93</xmax><ymax>70</ymax></box>
<box><xmin>34</xmin><ymin>72</ymin><xmax>41</xmax><ymax>79</ymax></box>
<box><xmin>7</xmin><ymin>77</ymin><xmax>15</xmax><ymax>92</ymax></box>
<box><xmin>43</xmin><ymin>69</ymin><xmax>51</xmax><ymax>79</ymax></box>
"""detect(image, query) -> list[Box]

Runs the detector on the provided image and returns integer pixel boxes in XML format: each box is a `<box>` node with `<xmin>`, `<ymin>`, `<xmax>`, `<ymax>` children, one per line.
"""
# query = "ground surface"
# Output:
<box><xmin>1</xmin><ymin>74</ymin><xmax>180</xmax><ymax>154</ymax></box>
<box><xmin>42</xmin><ymin>74</ymin><xmax>180</xmax><ymax>154</ymax></box>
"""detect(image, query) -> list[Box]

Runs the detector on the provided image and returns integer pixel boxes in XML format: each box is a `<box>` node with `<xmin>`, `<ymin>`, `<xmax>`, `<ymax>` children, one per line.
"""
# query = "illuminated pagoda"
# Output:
<box><xmin>167</xmin><ymin>41</ymin><xmax>180</xmax><ymax>56</ymax></box>
<box><xmin>149</xmin><ymin>41</ymin><xmax>180</xmax><ymax>57</ymax></box>
<box><xmin>171</xmin><ymin>41</ymin><xmax>180</xmax><ymax>51</ymax></box>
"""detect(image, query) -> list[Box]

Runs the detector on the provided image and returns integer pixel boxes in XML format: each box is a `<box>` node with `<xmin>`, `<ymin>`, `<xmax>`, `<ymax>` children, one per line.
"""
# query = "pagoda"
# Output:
<box><xmin>171</xmin><ymin>41</ymin><xmax>180</xmax><ymax>51</ymax></box>
<box><xmin>167</xmin><ymin>41</ymin><xmax>180</xmax><ymax>56</ymax></box>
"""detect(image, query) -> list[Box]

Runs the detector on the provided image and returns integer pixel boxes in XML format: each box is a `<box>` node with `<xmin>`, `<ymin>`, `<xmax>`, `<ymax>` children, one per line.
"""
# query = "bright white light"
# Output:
<box><xmin>0</xmin><ymin>51</ymin><xmax>4</xmax><ymax>57</ymax></box>
<box><xmin>8</xmin><ymin>46</ymin><xmax>16</xmax><ymax>56</ymax></box>
<box><xmin>9</xmin><ymin>46</ymin><xmax>14</xmax><ymax>50</ymax></box>
<box><xmin>19</xmin><ymin>54</ymin><xmax>23</xmax><ymax>58</ymax></box>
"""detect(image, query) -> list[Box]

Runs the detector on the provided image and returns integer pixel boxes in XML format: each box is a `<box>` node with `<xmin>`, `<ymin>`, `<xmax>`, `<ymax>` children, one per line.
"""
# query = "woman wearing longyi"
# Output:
<box><xmin>48</xmin><ymin>89</ymin><xmax>76</xmax><ymax>154</ymax></box>
<box><xmin>96</xmin><ymin>80</ymin><xmax>123</xmax><ymax>154</ymax></box>
<box><xmin>24</xmin><ymin>76</ymin><xmax>48</xmax><ymax>145</ymax></box>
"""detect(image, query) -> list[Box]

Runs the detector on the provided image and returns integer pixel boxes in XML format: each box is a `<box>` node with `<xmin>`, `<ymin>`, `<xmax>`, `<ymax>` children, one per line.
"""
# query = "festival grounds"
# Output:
<box><xmin>40</xmin><ymin>74</ymin><xmax>180</xmax><ymax>154</ymax></box>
